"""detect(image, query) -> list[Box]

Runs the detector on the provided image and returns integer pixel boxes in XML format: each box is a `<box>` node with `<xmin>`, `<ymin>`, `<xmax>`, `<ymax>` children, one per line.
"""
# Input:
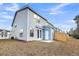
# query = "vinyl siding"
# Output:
<box><xmin>26</xmin><ymin>9</ymin><xmax>54</xmax><ymax>41</ymax></box>
<box><xmin>11</xmin><ymin>9</ymin><xmax>28</xmax><ymax>40</ymax></box>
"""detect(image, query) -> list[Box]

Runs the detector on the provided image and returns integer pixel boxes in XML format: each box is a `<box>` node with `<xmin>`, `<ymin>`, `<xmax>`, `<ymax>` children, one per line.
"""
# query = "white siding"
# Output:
<box><xmin>26</xmin><ymin>9</ymin><xmax>54</xmax><ymax>41</ymax></box>
<box><xmin>11</xmin><ymin>8</ymin><xmax>54</xmax><ymax>41</ymax></box>
<box><xmin>11</xmin><ymin>9</ymin><xmax>28</xmax><ymax>40</ymax></box>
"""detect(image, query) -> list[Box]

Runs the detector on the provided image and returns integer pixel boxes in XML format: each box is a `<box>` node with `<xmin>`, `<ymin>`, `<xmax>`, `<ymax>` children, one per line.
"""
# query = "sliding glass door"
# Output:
<box><xmin>37</xmin><ymin>29</ymin><xmax>42</xmax><ymax>39</ymax></box>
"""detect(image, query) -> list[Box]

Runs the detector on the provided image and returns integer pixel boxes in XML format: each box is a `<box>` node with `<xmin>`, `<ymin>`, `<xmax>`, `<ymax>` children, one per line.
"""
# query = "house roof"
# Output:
<box><xmin>12</xmin><ymin>5</ymin><xmax>55</xmax><ymax>29</ymax></box>
<box><xmin>0</xmin><ymin>29</ymin><xmax>11</xmax><ymax>32</ymax></box>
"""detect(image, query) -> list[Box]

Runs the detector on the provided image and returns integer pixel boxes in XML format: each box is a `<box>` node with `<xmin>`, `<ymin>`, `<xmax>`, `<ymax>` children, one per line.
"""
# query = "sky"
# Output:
<box><xmin>0</xmin><ymin>3</ymin><xmax>79</xmax><ymax>32</ymax></box>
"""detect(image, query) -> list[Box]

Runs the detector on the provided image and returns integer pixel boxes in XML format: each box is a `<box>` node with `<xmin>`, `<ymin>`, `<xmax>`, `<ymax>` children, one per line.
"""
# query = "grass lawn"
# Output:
<box><xmin>0</xmin><ymin>39</ymin><xmax>79</xmax><ymax>56</ymax></box>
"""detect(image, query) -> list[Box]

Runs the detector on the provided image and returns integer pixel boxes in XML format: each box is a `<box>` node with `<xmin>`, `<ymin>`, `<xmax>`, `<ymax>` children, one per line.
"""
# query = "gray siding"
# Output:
<box><xmin>11</xmin><ymin>9</ymin><xmax>28</xmax><ymax>40</ymax></box>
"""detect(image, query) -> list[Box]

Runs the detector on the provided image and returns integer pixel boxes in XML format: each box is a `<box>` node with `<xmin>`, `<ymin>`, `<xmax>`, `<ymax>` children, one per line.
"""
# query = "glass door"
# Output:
<box><xmin>37</xmin><ymin>29</ymin><xmax>42</xmax><ymax>40</ymax></box>
<box><xmin>44</xmin><ymin>30</ymin><xmax>49</xmax><ymax>40</ymax></box>
<box><xmin>43</xmin><ymin>28</ymin><xmax>50</xmax><ymax>40</ymax></box>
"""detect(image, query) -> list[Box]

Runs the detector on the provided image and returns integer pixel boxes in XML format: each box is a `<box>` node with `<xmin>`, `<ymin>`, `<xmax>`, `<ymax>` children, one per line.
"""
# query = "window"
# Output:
<box><xmin>5</xmin><ymin>34</ymin><xmax>7</xmax><ymax>37</ymax></box>
<box><xmin>37</xmin><ymin>20</ymin><xmax>40</xmax><ymax>23</ymax></box>
<box><xmin>34</xmin><ymin>14</ymin><xmax>40</xmax><ymax>19</ymax></box>
<box><xmin>40</xmin><ymin>30</ymin><xmax>41</xmax><ymax>38</ymax></box>
<box><xmin>1</xmin><ymin>35</ymin><xmax>3</xmax><ymax>37</ymax></box>
<box><xmin>15</xmin><ymin>25</ymin><xmax>17</xmax><ymax>28</ymax></box>
<box><xmin>30</xmin><ymin>29</ymin><xmax>34</xmax><ymax>37</ymax></box>
<box><xmin>37</xmin><ymin>16</ymin><xmax>40</xmax><ymax>19</ymax></box>
<box><xmin>1</xmin><ymin>32</ymin><xmax>3</xmax><ymax>37</ymax></box>
<box><xmin>19</xmin><ymin>29</ymin><xmax>23</xmax><ymax>37</ymax></box>
<box><xmin>37</xmin><ymin>29</ymin><xmax>41</xmax><ymax>38</ymax></box>
<box><xmin>37</xmin><ymin>29</ymin><xmax>39</xmax><ymax>38</ymax></box>
<box><xmin>19</xmin><ymin>33</ymin><xmax>23</xmax><ymax>37</ymax></box>
<box><xmin>34</xmin><ymin>14</ymin><xmax>37</xmax><ymax>18</ymax></box>
<box><xmin>4</xmin><ymin>32</ymin><xmax>7</xmax><ymax>37</ymax></box>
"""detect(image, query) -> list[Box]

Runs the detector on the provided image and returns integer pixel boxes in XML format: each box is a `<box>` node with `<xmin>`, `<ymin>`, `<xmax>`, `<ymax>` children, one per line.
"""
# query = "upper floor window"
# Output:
<box><xmin>37</xmin><ymin>20</ymin><xmax>40</xmax><ymax>23</ymax></box>
<box><xmin>34</xmin><ymin>14</ymin><xmax>37</xmax><ymax>18</ymax></box>
<box><xmin>34</xmin><ymin>14</ymin><xmax>40</xmax><ymax>19</ymax></box>
<box><xmin>15</xmin><ymin>25</ymin><xmax>17</xmax><ymax>28</ymax></box>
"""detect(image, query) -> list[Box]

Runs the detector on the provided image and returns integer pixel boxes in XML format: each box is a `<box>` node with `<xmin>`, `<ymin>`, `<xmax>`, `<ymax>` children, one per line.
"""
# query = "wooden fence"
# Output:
<box><xmin>54</xmin><ymin>31</ymin><xmax>70</xmax><ymax>41</ymax></box>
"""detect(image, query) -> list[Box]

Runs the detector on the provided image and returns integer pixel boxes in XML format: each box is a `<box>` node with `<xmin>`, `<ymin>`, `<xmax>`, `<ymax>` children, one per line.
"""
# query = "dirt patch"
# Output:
<box><xmin>0</xmin><ymin>39</ymin><xmax>79</xmax><ymax>56</ymax></box>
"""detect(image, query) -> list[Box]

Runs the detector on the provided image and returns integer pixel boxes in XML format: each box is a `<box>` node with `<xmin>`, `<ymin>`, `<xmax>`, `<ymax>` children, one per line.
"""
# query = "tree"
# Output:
<box><xmin>68</xmin><ymin>28</ymin><xmax>74</xmax><ymax>36</ymax></box>
<box><xmin>73</xmin><ymin>15</ymin><xmax>79</xmax><ymax>39</ymax></box>
<box><xmin>74</xmin><ymin>15</ymin><xmax>79</xmax><ymax>30</ymax></box>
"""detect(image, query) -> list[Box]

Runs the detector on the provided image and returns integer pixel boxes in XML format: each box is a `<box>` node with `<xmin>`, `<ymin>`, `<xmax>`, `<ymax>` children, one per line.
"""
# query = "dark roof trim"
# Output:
<box><xmin>12</xmin><ymin>6</ymin><xmax>54</xmax><ymax>28</ymax></box>
<box><xmin>12</xmin><ymin>12</ymin><xmax>17</xmax><ymax>26</ymax></box>
<box><xmin>0</xmin><ymin>29</ymin><xmax>10</xmax><ymax>32</ymax></box>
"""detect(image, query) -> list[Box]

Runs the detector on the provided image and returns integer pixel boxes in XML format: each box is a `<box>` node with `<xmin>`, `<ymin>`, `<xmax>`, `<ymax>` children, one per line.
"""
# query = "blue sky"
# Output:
<box><xmin>0</xmin><ymin>3</ymin><xmax>79</xmax><ymax>32</ymax></box>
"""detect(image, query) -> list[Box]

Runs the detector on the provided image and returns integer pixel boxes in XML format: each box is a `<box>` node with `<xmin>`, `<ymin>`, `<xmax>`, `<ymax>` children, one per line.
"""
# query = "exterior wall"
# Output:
<box><xmin>51</xmin><ymin>28</ymin><xmax>54</xmax><ymax>40</ymax></box>
<box><xmin>26</xmin><ymin>9</ymin><xmax>54</xmax><ymax>41</ymax></box>
<box><xmin>11</xmin><ymin>9</ymin><xmax>28</xmax><ymax>40</ymax></box>
<box><xmin>11</xmin><ymin>8</ymin><xmax>54</xmax><ymax>41</ymax></box>
<box><xmin>0</xmin><ymin>31</ymin><xmax>11</xmax><ymax>39</ymax></box>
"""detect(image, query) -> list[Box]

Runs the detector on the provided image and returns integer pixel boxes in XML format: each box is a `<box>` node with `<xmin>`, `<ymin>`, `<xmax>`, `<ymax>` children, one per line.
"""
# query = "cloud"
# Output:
<box><xmin>0</xmin><ymin>20</ymin><xmax>7</xmax><ymax>22</ymax></box>
<box><xmin>0</xmin><ymin>11</ymin><xmax>13</xmax><ymax>19</ymax></box>
<box><xmin>5</xmin><ymin>4</ymin><xmax>20</xmax><ymax>11</ymax></box>
<box><xmin>67</xmin><ymin>20</ymin><xmax>75</xmax><ymax>23</ymax></box>
<box><xmin>0</xmin><ymin>12</ymin><xmax>8</xmax><ymax>14</ymax></box>
<box><xmin>0</xmin><ymin>3</ymin><xmax>21</xmax><ymax>30</ymax></box>
<box><xmin>48</xmin><ymin>3</ymin><xmax>71</xmax><ymax>15</ymax></box>
<box><xmin>52</xmin><ymin>3</ymin><xmax>71</xmax><ymax>11</ymax></box>
<box><xmin>0</xmin><ymin>24</ymin><xmax>12</xmax><ymax>30</ymax></box>
<box><xmin>0</xmin><ymin>3</ymin><xmax>20</xmax><ymax>12</ymax></box>
<box><xmin>49</xmin><ymin>10</ymin><xmax>63</xmax><ymax>15</ymax></box>
<box><xmin>54</xmin><ymin>23</ymin><xmax>76</xmax><ymax>32</ymax></box>
<box><xmin>2</xmin><ymin>15</ymin><xmax>13</xmax><ymax>19</ymax></box>
<box><xmin>57</xmin><ymin>19</ymin><xmax>76</xmax><ymax>32</ymax></box>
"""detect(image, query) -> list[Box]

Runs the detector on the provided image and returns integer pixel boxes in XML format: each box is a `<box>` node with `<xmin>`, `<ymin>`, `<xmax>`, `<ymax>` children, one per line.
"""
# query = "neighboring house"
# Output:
<box><xmin>11</xmin><ymin>6</ymin><xmax>56</xmax><ymax>41</ymax></box>
<box><xmin>0</xmin><ymin>29</ymin><xmax>11</xmax><ymax>39</ymax></box>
